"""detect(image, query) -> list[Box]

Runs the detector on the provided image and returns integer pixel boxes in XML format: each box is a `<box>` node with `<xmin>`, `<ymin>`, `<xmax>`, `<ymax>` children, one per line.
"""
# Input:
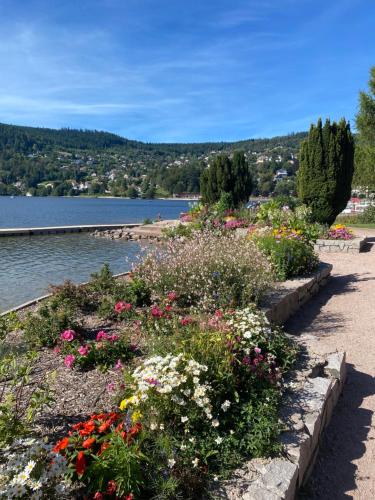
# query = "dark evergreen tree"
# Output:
<box><xmin>297</xmin><ymin>118</ymin><xmax>354</xmax><ymax>224</ymax></box>
<box><xmin>200</xmin><ymin>153</ymin><xmax>252</xmax><ymax>207</ymax></box>
<box><xmin>354</xmin><ymin>66</ymin><xmax>375</xmax><ymax>189</ymax></box>
<box><xmin>232</xmin><ymin>151</ymin><xmax>253</xmax><ymax>205</ymax></box>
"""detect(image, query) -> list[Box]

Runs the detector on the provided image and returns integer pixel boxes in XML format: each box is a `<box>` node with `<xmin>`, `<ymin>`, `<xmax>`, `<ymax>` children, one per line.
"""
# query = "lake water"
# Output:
<box><xmin>0</xmin><ymin>196</ymin><xmax>191</xmax><ymax>228</ymax></box>
<box><xmin>0</xmin><ymin>197</ymin><xmax>191</xmax><ymax>312</ymax></box>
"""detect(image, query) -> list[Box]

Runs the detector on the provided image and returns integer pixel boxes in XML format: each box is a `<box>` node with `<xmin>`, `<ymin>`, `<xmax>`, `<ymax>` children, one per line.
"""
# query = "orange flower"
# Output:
<box><xmin>79</xmin><ymin>420</ymin><xmax>96</xmax><ymax>436</ymax></box>
<box><xmin>53</xmin><ymin>437</ymin><xmax>70</xmax><ymax>453</ymax></box>
<box><xmin>98</xmin><ymin>441</ymin><xmax>110</xmax><ymax>456</ymax></box>
<box><xmin>82</xmin><ymin>437</ymin><xmax>96</xmax><ymax>449</ymax></box>
<box><xmin>76</xmin><ymin>451</ymin><xmax>86</xmax><ymax>476</ymax></box>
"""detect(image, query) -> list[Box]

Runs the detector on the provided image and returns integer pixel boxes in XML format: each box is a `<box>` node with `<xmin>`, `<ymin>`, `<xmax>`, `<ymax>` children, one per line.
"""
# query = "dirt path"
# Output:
<box><xmin>285</xmin><ymin>229</ymin><xmax>375</xmax><ymax>499</ymax></box>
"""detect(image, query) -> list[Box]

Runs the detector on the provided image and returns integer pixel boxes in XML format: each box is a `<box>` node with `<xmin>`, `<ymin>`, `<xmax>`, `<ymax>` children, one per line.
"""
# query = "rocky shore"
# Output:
<box><xmin>91</xmin><ymin>219</ymin><xmax>179</xmax><ymax>242</ymax></box>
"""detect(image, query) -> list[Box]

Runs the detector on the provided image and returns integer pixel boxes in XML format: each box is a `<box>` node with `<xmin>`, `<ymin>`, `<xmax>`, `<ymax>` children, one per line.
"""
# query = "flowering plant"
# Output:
<box><xmin>326</xmin><ymin>224</ymin><xmax>354</xmax><ymax>240</ymax></box>
<box><xmin>59</xmin><ymin>329</ymin><xmax>135</xmax><ymax>370</ymax></box>
<box><xmin>53</xmin><ymin>413</ymin><xmax>143</xmax><ymax>498</ymax></box>
<box><xmin>135</xmin><ymin>231</ymin><xmax>273</xmax><ymax>311</ymax></box>
<box><xmin>0</xmin><ymin>438</ymin><xmax>70</xmax><ymax>499</ymax></box>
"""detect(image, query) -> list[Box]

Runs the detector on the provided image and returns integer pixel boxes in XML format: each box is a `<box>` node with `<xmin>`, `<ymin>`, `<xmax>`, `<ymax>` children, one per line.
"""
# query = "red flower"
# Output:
<box><xmin>76</xmin><ymin>451</ymin><xmax>86</xmax><ymax>476</ymax></box>
<box><xmin>165</xmin><ymin>304</ymin><xmax>172</xmax><ymax>312</ymax></box>
<box><xmin>106</xmin><ymin>480</ymin><xmax>117</xmax><ymax>495</ymax></box>
<box><xmin>125</xmin><ymin>494</ymin><xmax>134</xmax><ymax>500</ymax></box>
<box><xmin>167</xmin><ymin>291</ymin><xmax>177</xmax><ymax>301</ymax></box>
<box><xmin>79</xmin><ymin>420</ymin><xmax>96</xmax><ymax>436</ymax></box>
<box><xmin>82</xmin><ymin>437</ymin><xmax>96</xmax><ymax>449</ymax></box>
<box><xmin>114</xmin><ymin>301</ymin><xmax>132</xmax><ymax>313</ymax></box>
<box><xmin>53</xmin><ymin>437</ymin><xmax>70</xmax><ymax>453</ymax></box>
<box><xmin>180</xmin><ymin>316</ymin><xmax>192</xmax><ymax>326</ymax></box>
<box><xmin>151</xmin><ymin>306</ymin><xmax>163</xmax><ymax>318</ymax></box>
<box><xmin>93</xmin><ymin>492</ymin><xmax>104</xmax><ymax>500</ymax></box>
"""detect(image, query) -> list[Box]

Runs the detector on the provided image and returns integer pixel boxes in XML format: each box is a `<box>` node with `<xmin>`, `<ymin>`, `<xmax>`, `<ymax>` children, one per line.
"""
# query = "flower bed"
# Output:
<box><xmin>0</xmin><ymin>208</ymin><xmax>328</xmax><ymax>499</ymax></box>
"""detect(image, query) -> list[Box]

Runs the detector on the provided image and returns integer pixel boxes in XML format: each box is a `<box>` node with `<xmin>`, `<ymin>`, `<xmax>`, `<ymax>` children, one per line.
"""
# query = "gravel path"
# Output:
<box><xmin>286</xmin><ymin>229</ymin><xmax>375</xmax><ymax>499</ymax></box>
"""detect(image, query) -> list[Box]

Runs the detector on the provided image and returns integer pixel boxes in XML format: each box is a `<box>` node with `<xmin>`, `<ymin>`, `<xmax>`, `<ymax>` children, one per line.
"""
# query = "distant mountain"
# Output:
<box><xmin>0</xmin><ymin>122</ymin><xmax>307</xmax><ymax>197</ymax></box>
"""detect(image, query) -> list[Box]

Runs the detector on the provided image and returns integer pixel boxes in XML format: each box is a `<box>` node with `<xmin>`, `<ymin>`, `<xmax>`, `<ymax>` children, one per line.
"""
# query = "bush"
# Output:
<box><xmin>254</xmin><ymin>235</ymin><xmax>319</xmax><ymax>281</ymax></box>
<box><xmin>59</xmin><ymin>329</ymin><xmax>135</xmax><ymax>371</ymax></box>
<box><xmin>22</xmin><ymin>301</ymin><xmax>79</xmax><ymax>347</ymax></box>
<box><xmin>134</xmin><ymin>231</ymin><xmax>273</xmax><ymax>311</ymax></box>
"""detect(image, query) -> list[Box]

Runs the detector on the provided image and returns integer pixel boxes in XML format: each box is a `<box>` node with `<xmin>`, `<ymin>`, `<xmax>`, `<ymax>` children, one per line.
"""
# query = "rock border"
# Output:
<box><xmin>314</xmin><ymin>236</ymin><xmax>367</xmax><ymax>253</ymax></box>
<box><xmin>214</xmin><ymin>352</ymin><xmax>346</xmax><ymax>500</ymax></box>
<box><xmin>262</xmin><ymin>262</ymin><xmax>332</xmax><ymax>325</ymax></box>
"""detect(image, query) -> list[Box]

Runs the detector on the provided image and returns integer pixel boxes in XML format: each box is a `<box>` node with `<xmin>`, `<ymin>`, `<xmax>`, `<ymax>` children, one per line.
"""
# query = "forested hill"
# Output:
<box><xmin>0</xmin><ymin>122</ymin><xmax>307</xmax><ymax>197</ymax></box>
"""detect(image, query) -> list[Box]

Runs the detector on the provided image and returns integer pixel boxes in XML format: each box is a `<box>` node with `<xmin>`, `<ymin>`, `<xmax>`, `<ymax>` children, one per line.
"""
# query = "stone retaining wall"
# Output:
<box><xmin>262</xmin><ymin>263</ymin><xmax>332</xmax><ymax>325</ymax></box>
<box><xmin>214</xmin><ymin>351</ymin><xmax>346</xmax><ymax>500</ymax></box>
<box><xmin>212</xmin><ymin>263</ymin><xmax>345</xmax><ymax>500</ymax></box>
<box><xmin>314</xmin><ymin>236</ymin><xmax>367</xmax><ymax>253</ymax></box>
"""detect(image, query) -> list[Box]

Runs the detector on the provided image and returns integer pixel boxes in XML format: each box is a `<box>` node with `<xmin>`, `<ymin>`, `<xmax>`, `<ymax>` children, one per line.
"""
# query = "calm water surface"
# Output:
<box><xmin>0</xmin><ymin>196</ymin><xmax>191</xmax><ymax>228</ymax></box>
<box><xmin>0</xmin><ymin>197</ymin><xmax>192</xmax><ymax>311</ymax></box>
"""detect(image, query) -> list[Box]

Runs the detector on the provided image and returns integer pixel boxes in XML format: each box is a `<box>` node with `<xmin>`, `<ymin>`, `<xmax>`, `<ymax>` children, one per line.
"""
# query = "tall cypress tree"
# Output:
<box><xmin>354</xmin><ymin>66</ymin><xmax>375</xmax><ymax>189</ymax></box>
<box><xmin>297</xmin><ymin>118</ymin><xmax>354</xmax><ymax>224</ymax></box>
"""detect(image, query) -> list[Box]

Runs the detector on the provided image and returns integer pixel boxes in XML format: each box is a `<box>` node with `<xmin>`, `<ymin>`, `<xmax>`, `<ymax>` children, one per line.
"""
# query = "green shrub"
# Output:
<box><xmin>255</xmin><ymin>235</ymin><xmax>319</xmax><ymax>280</ymax></box>
<box><xmin>162</xmin><ymin>223</ymin><xmax>194</xmax><ymax>239</ymax></box>
<box><xmin>22</xmin><ymin>300</ymin><xmax>79</xmax><ymax>347</ymax></box>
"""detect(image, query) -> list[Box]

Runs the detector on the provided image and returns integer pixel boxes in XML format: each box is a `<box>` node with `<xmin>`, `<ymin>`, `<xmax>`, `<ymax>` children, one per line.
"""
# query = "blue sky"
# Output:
<box><xmin>0</xmin><ymin>0</ymin><xmax>373</xmax><ymax>142</ymax></box>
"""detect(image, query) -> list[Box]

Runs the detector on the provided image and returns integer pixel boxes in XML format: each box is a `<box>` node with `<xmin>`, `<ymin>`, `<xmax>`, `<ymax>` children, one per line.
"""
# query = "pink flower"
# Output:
<box><xmin>108</xmin><ymin>334</ymin><xmax>120</xmax><ymax>343</ymax></box>
<box><xmin>180</xmin><ymin>316</ymin><xmax>192</xmax><ymax>326</ymax></box>
<box><xmin>114</xmin><ymin>301</ymin><xmax>132</xmax><ymax>313</ymax></box>
<box><xmin>60</xmin><ymin>329</ymin><xmax>75</xmax><ymax>342</ymax></box>
<box><xmin>214</xmin><ymin>310</ymin><xmax>223</xmax><ymax>319</ymax></box>
<box><xmin>254</xmin><ymin>347</ymin><xmax>262</xmax><ymax>355</ymax></box>
<box><xmin>78</xmin><ymin>345</ymin><xmax>89</xmax><ymax>356</ymax></box>
<box><xmin>64</xmin><ymin>354</ymin><xmax>75</xmax><ymax>368</ymax></box>
<box><xmin>165</xmin><ymin>304</ymin><xmax>173</xmax><ymax>312</ymax></box>
<box><xmin>53</xmin><ymin>346</ymin><xmax>61</xmax><ymax>354</ymax></box>
<box><xmin>96</xmin><ymin>330</ymin><xmax>108</xmax><ymax>341</ymax></box>
<box><xmin>107</xmin><ymin>382</ymin><xmax>116</xmax><ymax>392</ymax></box>
<box><xmin>167</xmin><ymin>291</ymin><xmax>177</xmax><ymax>302</ymax></box>
<box><xmin>151</xmin><ymin>306</ymin><xmax>164</xmax><ymax>318</ymax></box>
<box><xmin>114</xmin><ymin>359</ymin><xmax>123</xmax><ymax>370</ymax></box>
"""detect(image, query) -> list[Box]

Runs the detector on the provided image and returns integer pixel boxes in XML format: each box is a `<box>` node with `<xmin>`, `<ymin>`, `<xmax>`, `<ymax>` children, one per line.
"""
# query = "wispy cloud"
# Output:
<box><xmin>0</xmin><ymin>0</ymin><xmax>372</xmax><ymax>141</ymax></box>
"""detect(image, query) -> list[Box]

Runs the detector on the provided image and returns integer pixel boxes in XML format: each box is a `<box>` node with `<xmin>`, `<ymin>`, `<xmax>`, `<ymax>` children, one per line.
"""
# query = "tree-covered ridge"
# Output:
<box><xmin>0</xmin><ymin>122</ymin><xmax>306</xmax><ymax>197</ymax></box>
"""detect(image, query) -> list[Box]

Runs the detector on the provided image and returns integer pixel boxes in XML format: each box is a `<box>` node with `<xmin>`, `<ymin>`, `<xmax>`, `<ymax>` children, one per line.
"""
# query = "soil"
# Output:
<box><xmin>285</xmin><ymin>229</ymin><xmax>375</xmax><ymax>499</ymax></box>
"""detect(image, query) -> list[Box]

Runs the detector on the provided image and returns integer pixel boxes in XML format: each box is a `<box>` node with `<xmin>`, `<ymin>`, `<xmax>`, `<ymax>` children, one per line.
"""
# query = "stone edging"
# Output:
<box><xmin>262</xmin><ymin>262</ymin><xmax>332</xmax><ymax>325</ymax></box>
<box><xmin>314</xmin><ymin>236</ymin><xmax>367</xmax><ymax>253</ymax></box>
<box><xmin>214</xmin><ymin>352</ymin><xmax>346</xmax><ymax>499</ymax></box>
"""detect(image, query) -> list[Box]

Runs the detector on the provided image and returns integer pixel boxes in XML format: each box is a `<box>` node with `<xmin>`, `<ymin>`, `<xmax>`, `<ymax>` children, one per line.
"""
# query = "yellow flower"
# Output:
<box><xmin>131</xmin><ymin>410</ymin><xmax>143</xmax><ymax>423</ymax></box>
<box><xmin>119</xmin><ymin>395</ymin><xmax>137</xmax><ymax>410</ymax></box>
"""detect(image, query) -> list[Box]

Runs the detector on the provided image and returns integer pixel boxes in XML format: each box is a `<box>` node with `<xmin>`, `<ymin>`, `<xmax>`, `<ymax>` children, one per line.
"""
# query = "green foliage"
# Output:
<box><xmin>337</xmin><ymin>204</ymin><xmax>375</xmax><ymax>224</ymax></box>
<box><xmin>200</xmin><ymin>152</ymin><xmax>252</xmax><ymax>207</ymax></box>
<box><xmin>297</xmin><ymin>118</ymin><xmax>354</xmax><ymax>225</ymax></box>
<box><xmin>0</xmin><ymin>350</ymin><xmax>52</xmax><ymax>445</ymax></box>
<box><xmin>0</xmin><ymin>312</ymin><xmax>20</xmax><ymax>342</ymax></box>
<box><xmin>254</xmin><ymin>235</ymin><xmax>319</xmax><ymax>281</ymax></box>
<box><xmin>354</xmin><ymin>67</ymin><xmax>375</xmax><ymax>189</ymax></box>
<box><xmin>22</xmin><ymin>300</ymin><xmax>79</xmax><ymax>347</ymax></box>
<box><xmin>162</xmin><ymin>223</ymin><xmax>194</xmax><ymax>239</ymax></box>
